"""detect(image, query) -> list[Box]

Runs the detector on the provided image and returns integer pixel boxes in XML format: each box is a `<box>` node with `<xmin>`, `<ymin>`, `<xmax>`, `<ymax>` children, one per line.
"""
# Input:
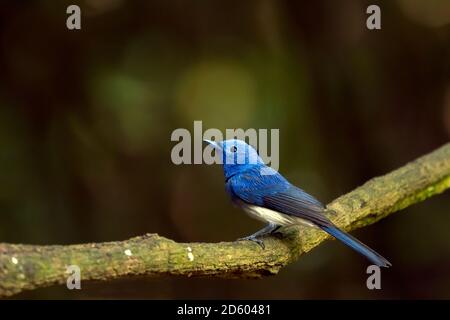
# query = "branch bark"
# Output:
<box><xmin>1</xmin><ymin>143</ymin><xmax>449</xmax><ymax>297</ymax></box>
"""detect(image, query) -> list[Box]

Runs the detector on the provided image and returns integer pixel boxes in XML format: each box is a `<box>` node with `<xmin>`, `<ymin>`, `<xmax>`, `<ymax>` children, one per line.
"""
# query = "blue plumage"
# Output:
<box><xmin>320</xmin><ymin>225</ymin><xmax>391</xmax><ymax>268</ymax></box>
<box><xmin>205</xmin><ymin>139</ymin><xmax>391</xmax><ymax>267</ymax></box>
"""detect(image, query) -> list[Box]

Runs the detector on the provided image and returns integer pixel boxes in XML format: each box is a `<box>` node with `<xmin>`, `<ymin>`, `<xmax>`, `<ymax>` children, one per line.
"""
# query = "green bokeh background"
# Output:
<box><xmin>1</xmin><ymin>0</ymin><xmax>449</xmax><ymax>298</ymax></box>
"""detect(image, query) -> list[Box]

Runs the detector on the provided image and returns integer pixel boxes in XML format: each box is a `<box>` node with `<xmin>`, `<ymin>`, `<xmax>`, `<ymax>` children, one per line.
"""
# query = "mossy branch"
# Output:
<box><xmin>1</xmin><ymin>143</ymin><xmax>449</xmax><ymax>297</ymax></box>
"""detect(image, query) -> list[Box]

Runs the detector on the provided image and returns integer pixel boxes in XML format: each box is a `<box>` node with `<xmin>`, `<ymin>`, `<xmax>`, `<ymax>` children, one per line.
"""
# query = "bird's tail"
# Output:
<box><xmin>320</xmin><ymin>225</ymin><xmax>392</xmax><ymax>268</ymax></box>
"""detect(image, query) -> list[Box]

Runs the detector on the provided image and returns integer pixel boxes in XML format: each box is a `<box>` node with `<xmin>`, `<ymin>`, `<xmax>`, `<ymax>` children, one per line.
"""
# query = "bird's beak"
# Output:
<box><xmin>203</xmin><ymin>139</ymin><xmax>222</xmax><ymax>150</ymax></box>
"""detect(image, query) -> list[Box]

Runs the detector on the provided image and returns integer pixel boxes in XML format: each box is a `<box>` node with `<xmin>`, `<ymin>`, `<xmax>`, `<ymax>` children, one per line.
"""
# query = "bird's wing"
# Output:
<box><xmin>226</xmin><ymin>167</ymin><xmax>289</xmax><ymax>205</ymax></box>
<box><xmin>228</xmin><ymin>167</ymin><xmax>330</xmax><ymax>227</ymax></box>
<box><xmin>262</xmin><ymin>186</ymin><xmax>331</xmax><ymax>227</ymax></box>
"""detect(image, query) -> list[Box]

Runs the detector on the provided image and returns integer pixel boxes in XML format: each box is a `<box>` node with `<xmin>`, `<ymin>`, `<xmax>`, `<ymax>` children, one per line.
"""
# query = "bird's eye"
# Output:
<box><xmin>230</xmin><ymin>146</ymin><xmax>237</xmax><ymax>153</ymax></box>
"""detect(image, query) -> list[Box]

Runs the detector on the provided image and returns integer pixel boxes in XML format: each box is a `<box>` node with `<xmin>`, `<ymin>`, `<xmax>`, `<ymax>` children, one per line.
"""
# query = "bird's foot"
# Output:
<box><xmin>236</xmin><ymin>224</ymin><xmax>281</xmax><ymax>249</ymax></box>
<box><xmin>237</xmin><ymin>235</ymin><xmax>265</xmax><ymax>249</ymax></box>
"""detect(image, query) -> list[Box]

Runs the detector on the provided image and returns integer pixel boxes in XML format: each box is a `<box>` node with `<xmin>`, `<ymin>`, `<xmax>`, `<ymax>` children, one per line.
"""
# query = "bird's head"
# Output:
<box><xmin>204</xmin><ymin>139</ymin><xmax>264</xmax><ymax>179</ymax></box>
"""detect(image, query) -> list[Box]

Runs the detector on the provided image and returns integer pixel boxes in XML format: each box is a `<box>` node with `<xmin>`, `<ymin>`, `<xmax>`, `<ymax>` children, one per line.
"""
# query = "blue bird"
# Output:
<box><xmin>204</xmin><ymin>139</ymin><xmax>391</xmax><ymax>268</ymax></box>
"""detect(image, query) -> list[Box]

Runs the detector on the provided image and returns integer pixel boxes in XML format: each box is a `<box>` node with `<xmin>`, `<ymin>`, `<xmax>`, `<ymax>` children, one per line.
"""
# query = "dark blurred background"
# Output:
<box><xmin>0</xmin><ymin>0</ymin><xmax>449</xmax><ymax>299</ymax></box>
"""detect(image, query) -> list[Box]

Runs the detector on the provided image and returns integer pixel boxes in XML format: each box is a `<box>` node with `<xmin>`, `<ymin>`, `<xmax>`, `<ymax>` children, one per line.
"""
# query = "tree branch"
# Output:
<box><xmin>1</xmin><ymin>143</ymin><xmax>449</xmax><ymax>297</ymax></box>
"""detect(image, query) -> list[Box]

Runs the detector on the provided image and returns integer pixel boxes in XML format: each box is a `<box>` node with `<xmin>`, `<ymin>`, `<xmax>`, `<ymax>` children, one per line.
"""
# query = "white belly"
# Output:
<box><xmin>243</xmin><ymin>205</ymin><xmax>316</xmax><ymax>228</ymax></box>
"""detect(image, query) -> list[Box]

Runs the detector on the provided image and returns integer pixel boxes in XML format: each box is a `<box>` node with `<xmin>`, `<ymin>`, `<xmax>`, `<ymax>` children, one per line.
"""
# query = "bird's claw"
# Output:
<box><xmin>237</xmin><ymin>236</ymin><xmax>265</xmax><ymax>249</ymax></box>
